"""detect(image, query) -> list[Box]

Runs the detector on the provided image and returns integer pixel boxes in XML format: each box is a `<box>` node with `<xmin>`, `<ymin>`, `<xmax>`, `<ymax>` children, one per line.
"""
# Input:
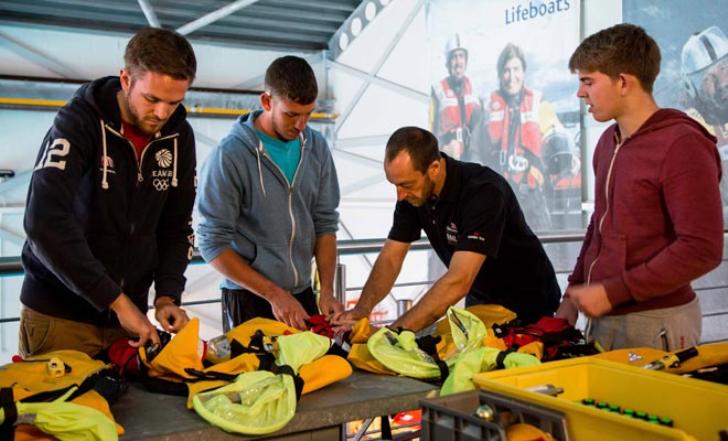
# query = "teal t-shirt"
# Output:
<box><xmin>256</xmin><ymin>129</ymin><xmax>301</xmax><ymax>185</ymax></box>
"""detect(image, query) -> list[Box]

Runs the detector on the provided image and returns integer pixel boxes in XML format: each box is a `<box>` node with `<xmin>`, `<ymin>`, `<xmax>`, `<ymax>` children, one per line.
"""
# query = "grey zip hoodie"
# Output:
<box><xmin>196</xmin><ymin>111</ymin><xmax>340</xmax><ymax>293</ymax></box>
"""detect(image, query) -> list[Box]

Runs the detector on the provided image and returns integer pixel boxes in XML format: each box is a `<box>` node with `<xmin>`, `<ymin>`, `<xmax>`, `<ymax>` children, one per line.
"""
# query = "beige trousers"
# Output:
<box><xmin>18</xmin><ymin>306</ymin><xmax>131</xmax><ymax>358</ymax></box>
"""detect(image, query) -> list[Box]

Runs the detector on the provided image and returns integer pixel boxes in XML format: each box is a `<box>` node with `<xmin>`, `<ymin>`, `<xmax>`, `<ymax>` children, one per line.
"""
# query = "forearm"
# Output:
<box><xmin>355</xmin><ymin>249</ymin><xmax>405</xmax><ymax>315</ymax></box>
<box><xmin>392</xmin><ymin>271</ymin><xmax>469</xmax><ymax>331</ymax></box>
<box><xmin>393</xmin><ymin>250</ymin><xmax>485</xmax><ymax>331</ymax></box>
<box><xmin>209</xmin><ymin>249</ymin><xmax>286</xmax><ymax>301</ymax></box>
<box><xmin>314</xmin><ymin>233</ymin><xmax>337</xmax><ymax>295</ymax></box>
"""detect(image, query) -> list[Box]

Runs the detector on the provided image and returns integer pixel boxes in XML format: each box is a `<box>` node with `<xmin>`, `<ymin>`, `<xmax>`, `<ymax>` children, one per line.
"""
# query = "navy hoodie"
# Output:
<box><xmin>21</xmin><ymin>76</ymin><xmax>196</xmax><ymax>326</ymax></box>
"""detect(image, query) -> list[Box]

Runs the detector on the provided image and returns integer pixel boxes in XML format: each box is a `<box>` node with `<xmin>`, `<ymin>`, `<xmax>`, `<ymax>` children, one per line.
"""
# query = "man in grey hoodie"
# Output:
<box><xmin>197</xmin><ymin>56</ymin><xmax>341</xmax><ymax>331</ymax></box>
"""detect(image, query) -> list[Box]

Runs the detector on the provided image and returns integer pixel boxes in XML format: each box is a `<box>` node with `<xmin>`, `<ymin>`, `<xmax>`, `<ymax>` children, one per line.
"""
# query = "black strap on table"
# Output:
<box><xmin>496</xmin><ymin>348</ymin><xmax>516</xmax><ymax>369</ymax></box>
<box><xmin>271</xmin><ymin>364</ymin><xmax>304</xmax><ymax>402</ymax></box>
<box><xmin>416</xmin><ymin>335</ymin><xmax>449</xmax><ymax>381</ymax></box>
<box><xmin>0</xmin><ymin>387</ymin><xmax>17</xmax><ymax>441</ymax></box>
<box><xmin>184</xmin><ymin>368</ymin><xmax>238</xmax><ymax>382</ymax></box>
<box><xmin>230</xmin><ymin>330</ymin><xmax>268</xmax><ymax>358</ymax></box>
<box><xmin>256</xmin><ymin>353</ymin><xmax>275</xmax><ymax>372</ymax></box>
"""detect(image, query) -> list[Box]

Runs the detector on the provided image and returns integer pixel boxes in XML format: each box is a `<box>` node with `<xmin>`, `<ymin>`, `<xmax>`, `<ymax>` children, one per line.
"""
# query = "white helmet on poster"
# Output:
<box><xmin>444</xmin><ymin>33</ymin><xmax>468</xmax><ymax>64</ymax></box>
<box><xmin>681</xmin><ymin>26</ymin><xmax>728</xmax><ymax>99</ymax></box>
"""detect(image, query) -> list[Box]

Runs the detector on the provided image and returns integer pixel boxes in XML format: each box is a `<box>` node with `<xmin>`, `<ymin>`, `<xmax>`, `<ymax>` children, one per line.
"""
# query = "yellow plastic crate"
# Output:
<box><xmin>473</xmin><ymin>357</ymin><xmax>728</xmax><ymax>441</ymax></box>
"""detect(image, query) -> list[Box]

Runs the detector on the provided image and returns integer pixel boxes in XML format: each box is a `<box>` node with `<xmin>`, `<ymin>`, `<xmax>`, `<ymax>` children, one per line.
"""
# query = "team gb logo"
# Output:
<box><xmin>155</xmin><ymin>149</ymin><xmax>173</xmax><ymax>168</ymax></box>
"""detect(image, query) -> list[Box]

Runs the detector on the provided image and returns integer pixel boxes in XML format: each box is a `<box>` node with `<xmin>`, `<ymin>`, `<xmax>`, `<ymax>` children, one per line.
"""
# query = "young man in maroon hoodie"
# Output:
<box><xmin>556</xmin><ymin>24</ymin><xmax>723</xmax><ymax>351</ymax></box>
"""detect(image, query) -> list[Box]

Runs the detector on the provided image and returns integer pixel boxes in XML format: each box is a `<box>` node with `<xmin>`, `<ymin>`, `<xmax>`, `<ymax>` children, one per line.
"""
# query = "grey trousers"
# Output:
<box><xmin>589</xmin><ymin>297</ymin><xmax>701</xmax><ymax>351</ymax></box>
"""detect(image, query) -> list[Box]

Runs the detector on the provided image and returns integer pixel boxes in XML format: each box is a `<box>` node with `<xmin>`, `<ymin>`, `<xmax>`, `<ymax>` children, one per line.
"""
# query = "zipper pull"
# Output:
<box><xmin>138</xmin><ymin>172</ymin><xmax>143</xmax><ymax>183</ymax></box>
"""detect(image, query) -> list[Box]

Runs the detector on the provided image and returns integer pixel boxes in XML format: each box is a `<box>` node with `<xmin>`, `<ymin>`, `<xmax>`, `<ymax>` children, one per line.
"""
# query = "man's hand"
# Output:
<box><xmin>554</xmin><ymin>296</ymin><xmax>579</xmax><ymax>326</ymax></box>
<box><xmin>318</xmin><ymin>290</ymin><xmax>344</xmax><ymax>318</ymax></box>
<box><xmin>566</xmin><ymin>283</ymin><xmax>613</xmax><ymax>318</ymax></box>
<box><xmin>331</xmin><ymin>305</ymin><xmax>370</xmax><ymax>329</ymax></box>
<box><xmin>110</xmin><ymin>293</ymin><xmax>160</xmax><ymax>348</ymax></box>
<box><xmin>154</xmin><ymin>296</ymin><xmax>190</xmax><ymax>333</ymax></box>
<box><xmin>269</xmin><ymin>289</ymin><xmax>311</xmax><ymax>330</ymax></box>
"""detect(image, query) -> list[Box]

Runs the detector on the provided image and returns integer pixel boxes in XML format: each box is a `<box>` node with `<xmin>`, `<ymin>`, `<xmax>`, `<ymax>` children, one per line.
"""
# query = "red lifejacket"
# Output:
<box><xmin>434</xmin><ymin>76</ymin><xmax>480</xmax><ymax>138</ymax></box>
<box><xmin>487</xmin><ymin>88</ymin><xmax>543</xmax><ymax>188</ymax></box>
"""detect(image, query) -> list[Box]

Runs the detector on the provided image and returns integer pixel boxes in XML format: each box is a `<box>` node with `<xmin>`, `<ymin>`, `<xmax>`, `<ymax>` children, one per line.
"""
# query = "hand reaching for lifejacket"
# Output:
<box><xmin>154</xmin><ymin>296</ymin><xmax>189</xmax><ymax>333</ymax></box>
<box><xmin>269</xmin><ymin>289</ymin><xmax>310</xmax><ymax>330</ymax></box>
<box><xmin>111</xmin><ymin>293</ymin><xmax>160</xmax><ymax>349</ymax></box>
<box><xmin>318</xmin><ymin>290</ymin><xmax>344</xmax><ymax>318</ymax></box>
<box><xmin>554</xmin><ymin>296</ymin><xmax>579</xmax><ymax>326</ymax></box>
<box><xmin>330</xmin><ymin>305</ymin><xmax>369</xmax><ymax>333</ymax></box>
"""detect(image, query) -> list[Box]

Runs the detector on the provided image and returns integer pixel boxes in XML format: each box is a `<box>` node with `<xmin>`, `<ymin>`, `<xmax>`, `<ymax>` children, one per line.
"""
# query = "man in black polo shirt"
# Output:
<box><xmin>333</xmin><ymin>126</ymin><xmax>560</xmax><ymax>331</ymax></box>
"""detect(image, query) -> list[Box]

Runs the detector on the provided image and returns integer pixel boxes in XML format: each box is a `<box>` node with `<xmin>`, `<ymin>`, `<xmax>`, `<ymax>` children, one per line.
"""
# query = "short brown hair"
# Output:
<box><xmin>265</xmin><ymin>56</ymin><xmax>318</xmax><ymax>104</ymax></box>
<box><xmin>385</xmin><ymin>127</ymin><xmax>441</xmax><ymax>173</ymax></box>
<box><xmin>569</xmin><ymin>23</ymin><xmax>661</xmax><ymax>93</ymax></box>
<box><xmin>497</xmin><ymin>43</ymin><xmax>527</xmax><ymax>77</ymax></box>
<box><xmin>124</xmin><ymin>28</ymin><xmax>197</xmax><ymax>82</ymax></box>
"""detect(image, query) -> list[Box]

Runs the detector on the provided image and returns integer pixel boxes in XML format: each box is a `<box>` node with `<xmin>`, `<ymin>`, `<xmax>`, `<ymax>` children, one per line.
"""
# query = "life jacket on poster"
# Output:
<box><xmin>434</xmin><ymin>76</ymin><xmax>480</xmax><ymax>142</ymax></box>
<box><xmin>487</xmin><ymin>88</ymin><xmax>544</xmax><ymax>189</ymax></box>
<box><xmin>0</xmin><ymin>350</ymin><xmax>125</xmax><ymax>440</ymax></box>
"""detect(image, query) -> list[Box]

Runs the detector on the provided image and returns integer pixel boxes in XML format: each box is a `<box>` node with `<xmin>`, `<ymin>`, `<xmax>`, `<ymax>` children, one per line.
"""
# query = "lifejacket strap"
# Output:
<box><xmin>270</xmin><ymin>364</ymin><xmax>304</xmax><ymax>402</ymax></box>
<box><xmin>414</xmin><ymin>335</ymin><xmax>449</xmax><ymax>381</ymax></box>
<box><xmin>184</xmin><ymin>368</ymin><xmax>237</xmax><ymax>383</ymax></box>
<box><xmin>0</xmin><ymin>387</ymin><xmax>17</xmax><ymax>441</ymax></box>
<box><xmin>496</xmin><ymin>348</ymin><xmax>516</xmax><ymax>369</ymax></box>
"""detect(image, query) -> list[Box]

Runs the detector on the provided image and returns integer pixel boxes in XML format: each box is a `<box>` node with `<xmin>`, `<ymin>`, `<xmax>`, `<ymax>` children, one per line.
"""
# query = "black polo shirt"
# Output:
<box><xmin>388</xmin><ymin>154</ymin><xmax>560</xmax><ymax>323</ymax></box>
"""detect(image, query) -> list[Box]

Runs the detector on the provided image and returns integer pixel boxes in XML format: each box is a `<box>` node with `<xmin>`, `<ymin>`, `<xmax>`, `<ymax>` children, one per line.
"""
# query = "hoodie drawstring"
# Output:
<box><xmin>171</xmin><ymin>137</ymin><xmax>178</xmax><ymax>188</ymax></box>
<box><xmin>256</xmin><ymin>140</ymin><xmax>267</xmax><ymax>197</ymax></box>
<box><xmin>101</xmin><ymin>119</ymin><xmax>109</xmax><ymax>190</ymax></box>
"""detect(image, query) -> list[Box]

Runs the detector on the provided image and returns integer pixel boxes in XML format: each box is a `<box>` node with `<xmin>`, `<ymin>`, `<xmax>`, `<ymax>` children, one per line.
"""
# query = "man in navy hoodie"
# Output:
<box><xmin>556</xmin><ymin>24</ymin><xmax>723</xmax><ymax>350</ymax></box>
<box><xmin>19</xmin><ymin>28</ymin><xmax>197</xmax><ymax>357</ymax></box>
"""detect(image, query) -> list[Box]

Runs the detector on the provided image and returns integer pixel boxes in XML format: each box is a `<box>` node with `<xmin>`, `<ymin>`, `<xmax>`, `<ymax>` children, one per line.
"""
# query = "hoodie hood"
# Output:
<box><xmin>78</xmin><ymin>76</ymin><xmax>188</xmax><ymax>136</ymax></box>
<box><xmin>228</xmin><ymin>111</ymin><xmax>310</xmax><ymax>196</ymax></box>
<box><xmin>228</xmin><ymin>110</ymin><xmax>309</xmax><ymax>152</ymax></box>
<box><xmin>228</xmin><ymin>111</ymin><xmax>262</xmax><ymax>151</ymax></box>
<box><xmin>629</xmin><ymin>108</ymin><xmax>717</xmax><ymax>144</ymax></box>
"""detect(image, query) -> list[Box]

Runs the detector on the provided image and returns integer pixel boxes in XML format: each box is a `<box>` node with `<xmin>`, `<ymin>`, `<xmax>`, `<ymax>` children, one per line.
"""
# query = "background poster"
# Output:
<box><xmin>426</xmin><ymin>0</ymin><xmax>582</xmax><ymax>233</ymax></box>
<box><xmin>624</xmin><ymin>0</ymin><xmax>728</xmax><ymax>221</ymax></box>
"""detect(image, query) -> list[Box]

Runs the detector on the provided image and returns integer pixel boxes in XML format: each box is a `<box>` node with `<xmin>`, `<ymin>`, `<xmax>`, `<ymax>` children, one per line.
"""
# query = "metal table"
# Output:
<box><xmin>113</xmin><ymin>371</ymin><xmax>438</xmax><ymax>440</ymax></box>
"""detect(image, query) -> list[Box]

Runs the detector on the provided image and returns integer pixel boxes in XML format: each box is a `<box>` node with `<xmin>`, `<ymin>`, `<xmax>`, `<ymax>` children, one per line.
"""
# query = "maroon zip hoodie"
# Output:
<box><xmin>568</xmin><ymin>108</ymin><xmax>723</xmax><ymax>315</ymax></box>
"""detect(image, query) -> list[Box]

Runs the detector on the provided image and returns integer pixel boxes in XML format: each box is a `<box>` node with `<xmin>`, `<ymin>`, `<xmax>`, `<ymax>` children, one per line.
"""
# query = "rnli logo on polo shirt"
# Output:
<box><xmin>446</xmin><ymin>222</ymin><xmax>458</xmax><ymax>245</ymax></box>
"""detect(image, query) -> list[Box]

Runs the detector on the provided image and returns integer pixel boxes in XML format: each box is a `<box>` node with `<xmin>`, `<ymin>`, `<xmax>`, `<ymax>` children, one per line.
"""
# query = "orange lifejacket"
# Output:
<box><xmin>434</xmin><ymin>76</ymin><xmax>480</xmax><ymax>140</ymax></box>
<box><xmin>487</xmin><ymin>88</ymin><xmax>543</xmax><ymax>189</ymax></box>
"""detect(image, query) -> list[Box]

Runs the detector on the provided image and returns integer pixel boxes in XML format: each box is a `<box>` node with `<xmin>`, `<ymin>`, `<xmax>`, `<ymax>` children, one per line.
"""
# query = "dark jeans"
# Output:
<box><xmin>221</xmin><ymin>286</ymin><xmax>318</xmax><ymax>333</ymax></box>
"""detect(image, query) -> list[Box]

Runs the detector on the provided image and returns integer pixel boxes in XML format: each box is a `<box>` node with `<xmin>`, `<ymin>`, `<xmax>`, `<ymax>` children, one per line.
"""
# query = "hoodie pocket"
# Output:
<box><xmin>250</xmin><ymin>244</ymin><xmax>294</xmax><ymax>289</ymax></box>
<box><xmin>591</xmin><ymin>232</ymin><xmax>627</xmax><ymax>283</ymax></box>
